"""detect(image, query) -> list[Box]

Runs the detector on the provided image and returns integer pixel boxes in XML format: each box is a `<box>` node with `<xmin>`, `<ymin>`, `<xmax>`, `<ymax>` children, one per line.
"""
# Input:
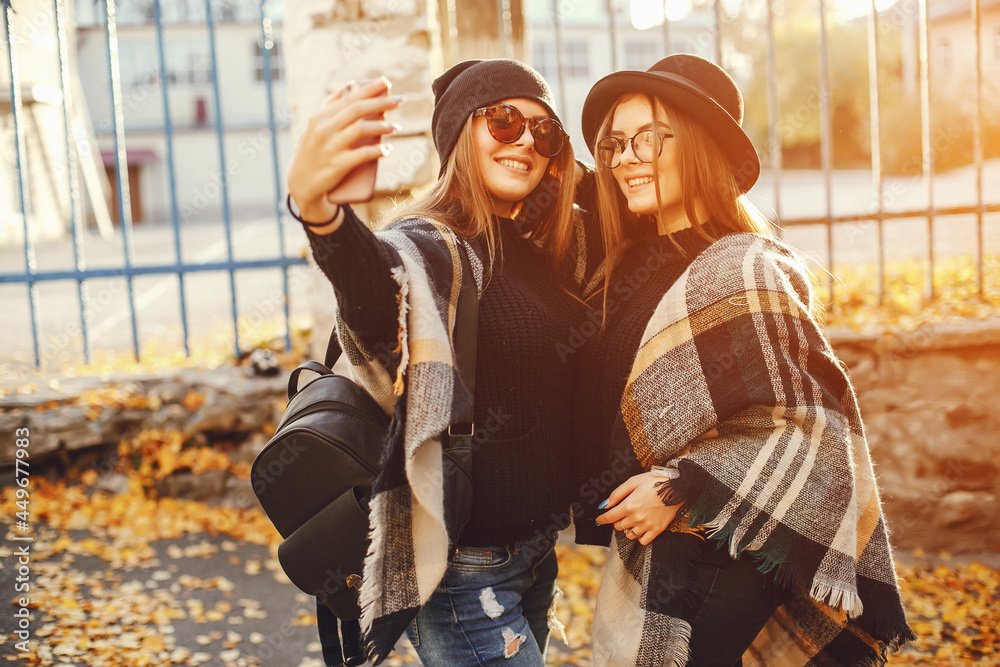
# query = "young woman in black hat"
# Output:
<box><xmin>286</xmin><ymin>60</ymin><xmax>589</xmax><ymax>666</ymax></box>
<box><xmin>573</xmin><ymin>54</ymin><xmax>914</xmax><ymax>665</ymax></box>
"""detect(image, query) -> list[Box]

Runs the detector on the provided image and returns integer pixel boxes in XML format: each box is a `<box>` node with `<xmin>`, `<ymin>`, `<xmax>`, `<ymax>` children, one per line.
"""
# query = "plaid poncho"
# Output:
<box><xmin>333</xmin><ymin>218</ymin><xmax>485</xmax><ymax>664</ymax></box>
<box><xmin>591</xmin><ymin>233</ymin><xmax>914</xmax><ymax>666</ymax></box>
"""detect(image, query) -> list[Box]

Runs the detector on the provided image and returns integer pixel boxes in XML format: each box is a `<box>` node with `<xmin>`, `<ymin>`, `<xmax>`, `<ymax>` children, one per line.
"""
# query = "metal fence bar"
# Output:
<box><xmin>258</xmin><ymin>0</ymin><xmax>292</xmax><ymax>351</ymax></box>
<box><xmin>0</xmin><ymin>258</ymin><xmax>306</xmax><ymax>284</ymax></box>
<box><xmin>661</xmin><ymin>1</ymin><xmax>671</xmax><ymax>55</ymax></box>
<box><xmin>102</xmin><ymin>0</ymin><xmax>141</xmax><ymax>360</ymax></box>
<box><xmin>153</xmin><ymin>0</ymin><xmax>191</xmax><ymax>356</ymax></box>
<box><xmin>204</xmin><ymin>0</ymin><xmax>242</xmax><ymax>359</ymax></box>
<box><xmin>498</xmin><ymin>0</ymin><xmax>514</xmax><ymax>59</ymax></box>
<box><xmin>765</xmin><ymin>0</ymin><xmax>782</xmax><ymax>236</ymax></box>
<box><xmin>552</xmin><ymin>0</ymin><xmax>568</xmax><ymax>121</ymax></box>
<box><xmin>4</xmin><ymin>0</ymin><xmax>40</xmax><ymax>367</ymax></box>
<box><xmin>606</xmin><ymin>0</ymin><xmax>619</xmax><ymax>71</ymax></box>
<box><xmin>867</xmin><ymin>0</ymin><xmax>885</xmax><ymax>305</ymax></box>
<box><xmin>918</xmin><ymin>0</ymin><xmax>934</xmax><ymax>301</ymax></box>
<box><xmin>55</xmin><ymin>0</ymin><xmax>91</xmax><ymax>363</ymax></box>
<box><xmin>772</xmin><ymin>203</ymin><xmax>1000</xmax><ymax>226</ymax></box>
<box><xmin>972</xmin><ymin>0</ymin><xmax>984</xmax><ymax>299</ymax></box>
<box><xmin>443</xmin><ymin>0</ymin><xmax>458</xmax><ymax>68</ymax></box>
<box><xmin>713</xmin><ymin>0</ymin><xmax>723</xmax><ymax>65</ymax></box>
<box><xmin>818</xmin><ymin>0</ymin><xmax>835</xmax><ymax>308</ymax></box>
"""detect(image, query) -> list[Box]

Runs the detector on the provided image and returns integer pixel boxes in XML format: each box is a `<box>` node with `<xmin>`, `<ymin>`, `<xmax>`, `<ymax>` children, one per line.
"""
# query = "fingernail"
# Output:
<box><xmin>390</xmin><ymin>95</ymin><xmax>406</xmax><ymax>104</ymax></box>
<box><xmin>388</xmin><ymin>122</ymin><xmax>402</xmax><ymax>132</ymax></box>
<box><xmin>381</xmin><ymin>143</ymin><xmax>394</xmax><ymax>155</ymax></box>
<box><xmin>594</xmin><ymin>521</ymin><xmax>601</xmax><ymax>526</ymax></box>
<box><xmin>597</xmin><ymin>499</ymin><xmax>609</xmax><ymax>510</ymax></box>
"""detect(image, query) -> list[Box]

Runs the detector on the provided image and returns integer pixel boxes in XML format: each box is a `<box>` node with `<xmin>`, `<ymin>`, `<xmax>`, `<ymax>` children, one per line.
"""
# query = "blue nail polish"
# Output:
<box><xmin>594</xmin><ymin>521</ymin><xmax>601</xmax><ymax>526</ymax></box>
<box><xmin>597</xmin><ymin>499</ymin><xmax>609</xmax><ymax>510</ymax></box>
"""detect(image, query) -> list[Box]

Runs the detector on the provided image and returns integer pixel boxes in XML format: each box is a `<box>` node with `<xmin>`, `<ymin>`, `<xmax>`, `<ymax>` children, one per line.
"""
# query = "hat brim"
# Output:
<box><xmin>581</xmin><ymin>70</ymin><xmax>760</xmax><ymax>192</ymax></box>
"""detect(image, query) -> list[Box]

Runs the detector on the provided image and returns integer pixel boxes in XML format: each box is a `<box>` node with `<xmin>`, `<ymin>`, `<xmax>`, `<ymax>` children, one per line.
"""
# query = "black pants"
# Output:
<box><xmin>686</xmin><ymin>540</ymin><xmax>784</xmax><ymax>666</ymax></box>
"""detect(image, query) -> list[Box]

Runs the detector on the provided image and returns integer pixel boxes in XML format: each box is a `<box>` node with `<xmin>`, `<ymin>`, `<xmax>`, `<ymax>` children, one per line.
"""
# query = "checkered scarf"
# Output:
<box><xmin>592</xmin><ymin>233</ymin><xmax>914</xmax><ymax>666</ymax></box>
<box><xmin>333</xmin><ymin>218</ymin><xmax>484</xmax><ymax>664</ymax></box>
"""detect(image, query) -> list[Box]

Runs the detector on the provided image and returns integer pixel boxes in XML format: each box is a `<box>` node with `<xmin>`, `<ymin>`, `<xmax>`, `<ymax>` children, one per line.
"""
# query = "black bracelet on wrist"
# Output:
<box><xmin>287</xmin><ymin>193</ymin><xmax>340</xmax><ymax>228</ymax></box>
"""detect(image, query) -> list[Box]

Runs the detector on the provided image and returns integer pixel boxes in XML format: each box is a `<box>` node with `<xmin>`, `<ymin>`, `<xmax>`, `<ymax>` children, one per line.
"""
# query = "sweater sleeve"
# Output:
<box><xmin>306</xmin><ymin>205</ymin><xmax>400</xmax><ymax>349</ymax></box>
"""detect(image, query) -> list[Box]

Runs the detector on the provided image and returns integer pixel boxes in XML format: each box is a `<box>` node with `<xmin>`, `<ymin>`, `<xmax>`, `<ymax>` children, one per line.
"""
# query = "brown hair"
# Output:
<box><xmin>384</xmin><ymin>117</ymin><xmax>577</xmax><ymax>273</ymax></box>
<box><xmin>592</xmin><ymin>93</ymin><xmax>772</xmax><ymax>306</ymax></box>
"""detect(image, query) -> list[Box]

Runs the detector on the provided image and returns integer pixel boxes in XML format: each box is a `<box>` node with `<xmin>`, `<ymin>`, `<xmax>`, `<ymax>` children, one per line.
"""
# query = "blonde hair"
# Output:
<box><xmin>592</xmin><ymin>93</ymin><xmax>772</xmax><ymax>304</ymax></box>
<box><xmin>384</xmin><ymin>117</ymin><xmax>577</xmax><ymax>273</ymax></box>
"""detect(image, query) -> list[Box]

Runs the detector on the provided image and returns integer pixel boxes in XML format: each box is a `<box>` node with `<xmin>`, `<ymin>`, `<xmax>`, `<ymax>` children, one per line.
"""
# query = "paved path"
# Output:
<box><xmin>0</xmin><ymin>524</ymin><xmax>585</xmax><ymax>666</ymax></box>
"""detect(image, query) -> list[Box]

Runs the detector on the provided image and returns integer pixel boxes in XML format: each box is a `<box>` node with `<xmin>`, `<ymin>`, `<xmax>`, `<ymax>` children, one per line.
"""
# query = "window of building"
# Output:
<box><xmin>625</xmin><ymin>41</ymin><xmax>659</xmax><ymax>71</ymax></box>
<box><xmin>565</xmin><ymin>40</ymin><xmax>589</xmax><ymax>77</ymax></box>
<box><xmin>254</xmin><ymin>40</ymin><xmax>284</xmax><ymax>82</ymax></box>
<box><xmin>532</xmin><ymin>41</ymin><xmax>557</xmax><ymax>79</ymax></box>
<box><xmin>163</xmin><ymin>41</ymin><xmax>212</xmax><ymax>86</ymax></box>
<box><xmin>117</xmin><ymin>42</ymin><xmax>159</xmax><ymax>90</ymax></box>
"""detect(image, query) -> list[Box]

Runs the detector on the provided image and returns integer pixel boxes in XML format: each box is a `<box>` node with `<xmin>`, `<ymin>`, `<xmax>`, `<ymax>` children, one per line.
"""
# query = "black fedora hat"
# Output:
<box><xmin>581</xmin><ymin>53</ymin><xmax>760</xmax><ymax>192</ymax></box>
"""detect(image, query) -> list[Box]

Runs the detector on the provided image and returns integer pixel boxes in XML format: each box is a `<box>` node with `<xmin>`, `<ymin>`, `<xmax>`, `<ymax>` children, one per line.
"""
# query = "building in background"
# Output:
<box><xmin>74</xmin><ymin>0</ymin><xmax>289</xmax><ymax>225</ymax></box>
<box><xmin>525</xmin><ymin>0</ymin><xmax>716</xmax><ymax>155</ymax></box>
<box><xmin>928</xmin><ymin>0</ymin><xmax>1000</xmax><ymax>99</ymax></box>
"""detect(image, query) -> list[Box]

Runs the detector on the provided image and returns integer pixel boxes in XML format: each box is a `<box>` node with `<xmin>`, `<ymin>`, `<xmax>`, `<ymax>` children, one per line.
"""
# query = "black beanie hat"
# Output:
<box><xmin>431</xmin><ymin>59</ymin><xmax>559</xmax><ymax>174</ymax></box>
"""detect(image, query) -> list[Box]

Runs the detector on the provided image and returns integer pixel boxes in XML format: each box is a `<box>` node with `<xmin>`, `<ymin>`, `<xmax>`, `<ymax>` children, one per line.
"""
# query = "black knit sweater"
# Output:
<box><xmin>572</xmin><ymin>223</ymin><xmax>713</xmax><ymax>546</ymax></box>
<box><xmin>308</xmin><ymin>206</ymin><xmax>587</xmax><ymax>546</ymax></box>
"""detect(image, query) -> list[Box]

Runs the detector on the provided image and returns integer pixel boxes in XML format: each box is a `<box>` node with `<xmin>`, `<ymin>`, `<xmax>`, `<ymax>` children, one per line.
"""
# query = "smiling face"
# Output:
<box><xmin>472</xmin><ymin>98</ymin><xmax>553</xmax><ymax>217</ymax></box>
<box><xmin>608</xmin><ymin>95</ymin><xmax>691</xmax><ymax>233</ymax></box>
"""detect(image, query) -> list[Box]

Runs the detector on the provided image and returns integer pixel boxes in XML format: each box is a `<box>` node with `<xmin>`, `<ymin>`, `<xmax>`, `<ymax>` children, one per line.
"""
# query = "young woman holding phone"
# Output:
<box><xmin>286</xmin><ymin>59</ymin><xmax>590</xmax><ymax>666</ymax></box>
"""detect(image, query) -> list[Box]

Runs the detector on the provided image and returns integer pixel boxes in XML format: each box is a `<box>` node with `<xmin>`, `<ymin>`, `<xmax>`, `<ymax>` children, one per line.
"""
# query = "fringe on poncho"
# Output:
<box><xmin>591</xmin><ymin>233</ymin><xmax>915</xmax><ymax>666</ymax></box>
<box><xmin>333</xmin><ymin>218</ymin><xmax>484</xmax><ymax>664</ymax></box>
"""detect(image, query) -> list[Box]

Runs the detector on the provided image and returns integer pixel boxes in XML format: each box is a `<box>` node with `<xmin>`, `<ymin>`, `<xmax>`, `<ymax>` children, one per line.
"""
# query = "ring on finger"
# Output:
<box><xmin>624</xmin><ymin>527</ymin><xmax>636</xmax><ymax>539</ymax></box>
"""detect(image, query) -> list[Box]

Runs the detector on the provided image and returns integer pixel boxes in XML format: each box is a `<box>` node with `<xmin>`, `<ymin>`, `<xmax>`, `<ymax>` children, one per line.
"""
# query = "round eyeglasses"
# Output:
<box><xmin>472</xmin><ymin>104</ymin><xmax>567</xmax><ymax>158</ymax></box>
<box><xmin>596</xmin><ymin>129</ymin><xmax>674</xmax><ymax>169</ymax></box>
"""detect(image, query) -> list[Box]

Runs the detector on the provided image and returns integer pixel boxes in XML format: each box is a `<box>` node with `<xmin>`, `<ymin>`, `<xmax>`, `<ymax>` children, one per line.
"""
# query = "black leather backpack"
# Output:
<box><xmin>251</xmin><ymin>246</ymin><xmax>477</xmax><ymax>666</ymax></box>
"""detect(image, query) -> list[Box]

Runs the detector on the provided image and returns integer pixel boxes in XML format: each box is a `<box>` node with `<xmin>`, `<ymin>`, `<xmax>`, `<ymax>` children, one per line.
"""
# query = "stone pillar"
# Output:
<box><xmin>451</xmin><ymin>0</ymin><xmax>526</xmax><ymax>64</ymax></box>
<box><xmin>284</xmin><ymin>0</ymin><xmax>445</xmax><ymax>359</ymax></box>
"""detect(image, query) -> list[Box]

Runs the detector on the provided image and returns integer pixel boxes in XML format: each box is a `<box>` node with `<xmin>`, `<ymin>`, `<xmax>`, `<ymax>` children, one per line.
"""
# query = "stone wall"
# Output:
<box><xmin>0</xmin><ymin>367</ymin><xmax>287</xmax><ymax>508</ymax></box>
<box><xmin>830</xmin><ymin>320</ymin><xmax>1000</xmax><ymax>552</ymax></box>
<box><xmin>3</xmin><ymin>321</ymin><xmax>999</xmax><ymax>551</ymax></box>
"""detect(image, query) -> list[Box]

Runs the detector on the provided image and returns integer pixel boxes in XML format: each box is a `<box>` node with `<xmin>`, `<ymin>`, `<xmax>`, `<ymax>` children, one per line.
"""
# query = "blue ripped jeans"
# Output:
<box><xmin>405</xmin><ymin>534</ymin><xmax>558</xmax><ymax>666</ymax></box>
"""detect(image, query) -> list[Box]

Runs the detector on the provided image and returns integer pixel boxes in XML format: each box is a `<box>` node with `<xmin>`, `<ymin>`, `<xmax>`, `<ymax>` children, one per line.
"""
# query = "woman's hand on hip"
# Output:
<box><xmin>595</xmin><ymin>472</ymin><xmax>679</xmax><ymax>546</ymax></box>
<box><xmin>286</xmin><ymin>78</ymin><xmax>403</xmax><ymax>230</ymax></box>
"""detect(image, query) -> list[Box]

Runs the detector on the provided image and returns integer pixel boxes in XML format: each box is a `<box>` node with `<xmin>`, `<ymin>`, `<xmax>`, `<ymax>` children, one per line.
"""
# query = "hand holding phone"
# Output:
<box><xmin>286</xmin><ymin>78</ymin><xmax>401</xmax><ymax>229</ymax></box>
<box><xmin>327</xmin><ymin>81</ymin><xmax>390</xmax><ymax>204</ymax></box>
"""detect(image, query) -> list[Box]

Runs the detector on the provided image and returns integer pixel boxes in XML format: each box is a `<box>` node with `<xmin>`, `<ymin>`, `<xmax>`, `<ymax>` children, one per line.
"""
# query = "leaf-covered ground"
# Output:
<box><xmin>1</xmin><ymin>440</ymin><xmax>998</xmax><ymax>666</ymax></box>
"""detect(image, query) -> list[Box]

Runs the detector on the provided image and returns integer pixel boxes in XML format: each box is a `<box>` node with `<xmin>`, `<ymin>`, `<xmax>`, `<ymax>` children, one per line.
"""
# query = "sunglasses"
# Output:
<box><xmin>597</xmin><ymin>129</ymin><xmax>675</xmax><ymax>169</ymax></box>
<box><xmin>472</xmin><ymin>104</ymin><xmax>567</xmax><ymax>158</ymax></box>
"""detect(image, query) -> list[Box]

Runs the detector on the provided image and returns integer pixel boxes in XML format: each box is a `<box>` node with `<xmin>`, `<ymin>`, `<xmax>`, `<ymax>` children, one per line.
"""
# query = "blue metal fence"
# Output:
<box><xmin>3</xmin><ymin>0</ymin><xmax>998</xmax><ymax>369</ymax></box>
<box><xmin>1</xmin><ymin>0</ymin><xmax>304</xmax><ymax>368</ymax></box>
<box><xmin>521</xmin><ymin>0</ymin><xmax>999</xmax><ymax>308</ymax></box>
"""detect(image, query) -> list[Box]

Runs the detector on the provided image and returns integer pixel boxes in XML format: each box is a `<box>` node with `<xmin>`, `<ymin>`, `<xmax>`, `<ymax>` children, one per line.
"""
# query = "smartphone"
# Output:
<box><xmin>327</xmin><ymin>83</ymin><xmax>388</xmax><ymax>204</ymax></box>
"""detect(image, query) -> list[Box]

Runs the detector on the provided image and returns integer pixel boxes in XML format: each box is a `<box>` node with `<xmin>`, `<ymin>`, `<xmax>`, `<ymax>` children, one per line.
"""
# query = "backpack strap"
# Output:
<box><xmin>317</xmin><ymin>599</ymin><xmax>365</xmax><ymax>666</ymax></box>
<box><xmin>442</xmin><ymin>244</ymin><xmax>477</xmax><ymax>539</ymax></box>
<box><xmin>315</xmin><ymin>241</ymin><xmax>478</xmax><ymax>659</ymax></box>
<box><xmin>324</xmin><ymin>327</ymin><xmax>343</xmax><ymax>370</ymax></box>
